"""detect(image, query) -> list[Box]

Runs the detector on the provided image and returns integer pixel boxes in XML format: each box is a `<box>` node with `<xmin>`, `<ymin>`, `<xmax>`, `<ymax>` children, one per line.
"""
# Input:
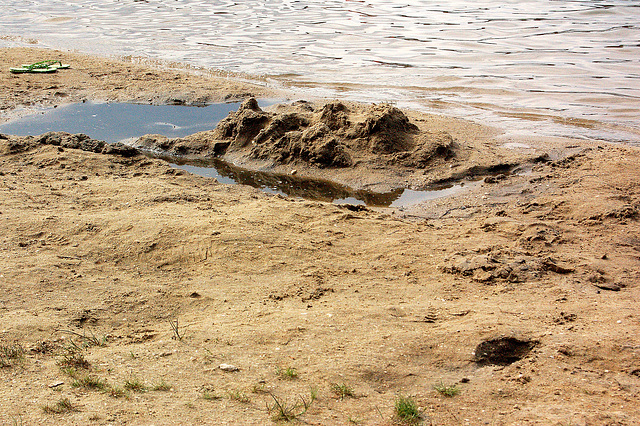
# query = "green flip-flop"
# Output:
<box><xmin>10</xmin><ymin>60</ymin><xmax>70</xmax><ymax>74</ymax></box>
<box><xmin>21</xmin><ymin>61</ymin><xmax>71</xmax><ymax>70</ymax></box>
<box><xmin>10</xmin><ymin>66</ymin><xmax>57</xmax><ymax>74</ymax></box>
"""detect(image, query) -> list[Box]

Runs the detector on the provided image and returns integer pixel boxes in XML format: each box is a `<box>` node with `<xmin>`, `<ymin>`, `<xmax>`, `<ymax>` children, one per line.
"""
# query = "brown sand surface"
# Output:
<box><xmin>1</xmin><ymin>48</ymin><xmax>639</xmax><ymax>425</ymax></box>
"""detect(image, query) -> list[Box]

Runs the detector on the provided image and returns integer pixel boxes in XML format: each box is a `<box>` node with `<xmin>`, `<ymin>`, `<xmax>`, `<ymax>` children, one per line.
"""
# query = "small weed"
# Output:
<box><xmin>276</xmin><ymin>366</ymin><xmax>298</xmax><ymax>380</ymax></box>
<box><xmin>201</xmin><ymin>385</ymin><xmax>221</xmax><ymax>401</ymax></box>
<box><xmin>309</xmin><ymin>386</ymin><xmax>318</xmax><ymax>401</ymax></box>
<box><xmin>433</xmin><ymin>382</ymin><xmax>460</xmax><ymax>397</ymax></box>
<box><xmin>10</xmin><ymin>414</ymin><xmax>24</xmax><ymax>426</ymax></box>
<box><xmin>124</xmin><ymin>377</ymin><xmax>147</xmax><ymax>392</ymax></box>
<box><xmin>56</xmin><ymin>328</ymin><xmax>107</xmax><ymax>349</ymax></box>
<box><xmin>57</xmin><ymin>348</ymin><xmax>90</xmax><ymax>370</ymax></box>
<box><xmin>330</xmin><ymin>382</ymin><xmax>355</xmax><ymax>400</ymax></box>
<box><xmin>394</xmin><ymin>395</ymin><xmax>421</xmax><ymax>424</ymax></box>
<box><xmin>168</xmin><ymin>318</ymin><xmax>186</xmax><ymax>341</ymax></box>
<box><xmin>202</xmin><ymin>390</ymin><xmax>221</xmax><ymax>401</ymax></box>
<box><xmin>152</xmin><ymin>379</ymin><xmax>172</xmax><ymax>392</ymax></box>
<box><xmin>42</xmin><ymin>397</ymin><xmax>77</xmax><ymax>414</ymax></box>
<box><xmin>212</xmin><ymin>336</ymin><xmax>234</xmax><ymax>346</ymax></box>
<box><xmin>59</xmin><ymin>366</ymin><xmax>78</xmax><ymax>378</ymax></box>
<box><xmin>348</xmin><ymin>416</ymin><xmax>362</xmax><ymax>424</ymax></box>
<box><xmin>72</xmin><ymin>375</ymin><xmax>108</xmax><ymax>391</ymax></box>
<box><xmin>251</xmin><ymin>382</ymin><xmax>268</xmax><ymax>394</ymax></box>
<box><xmin>227</xmin><ymin>389</ymin><xmax>250</xmax><ymax>403</ymax></box>
<box><xmin>0</xmin><ymin>344</ymin><xmax>25</xmax><ymax>368</ymax></box>
<box><xmin>105</xmin><ymin>386</ymin><xmax>129</xmax><ymax>399</ymax></box>
<box><xmin>267</xmin><ymin>391</ymin><xmax>316</xmax><ymax>422</ymax></box>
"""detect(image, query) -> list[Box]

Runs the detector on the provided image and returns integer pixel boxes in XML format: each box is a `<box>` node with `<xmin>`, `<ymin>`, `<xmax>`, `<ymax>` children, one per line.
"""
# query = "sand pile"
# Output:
<box><xmin>129</xmin><ymin>98</ymin><xmax>455</xmax><ymax>169</ymax></box>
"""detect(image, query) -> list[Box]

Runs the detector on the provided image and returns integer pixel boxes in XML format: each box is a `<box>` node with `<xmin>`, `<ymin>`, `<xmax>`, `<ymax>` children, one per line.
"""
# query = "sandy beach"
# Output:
<box><xmin>1</xmin><ymin>48</ymin><xmax>639</xmax><ymax>425</ymax></box>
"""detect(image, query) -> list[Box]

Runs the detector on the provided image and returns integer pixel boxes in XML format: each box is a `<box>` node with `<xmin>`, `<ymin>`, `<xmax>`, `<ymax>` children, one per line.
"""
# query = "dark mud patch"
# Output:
<box><xmin>474</xmin><ymin>337</ymin><xmax>537</xmax><ymax>366</ymax></box>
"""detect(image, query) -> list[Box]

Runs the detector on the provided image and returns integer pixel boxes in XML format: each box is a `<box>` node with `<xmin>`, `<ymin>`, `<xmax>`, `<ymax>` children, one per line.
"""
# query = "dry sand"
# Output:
<box><xmin>1</xmin><ymin>48</ymin><xmax>639</xmax><ymax>425</ymax></box>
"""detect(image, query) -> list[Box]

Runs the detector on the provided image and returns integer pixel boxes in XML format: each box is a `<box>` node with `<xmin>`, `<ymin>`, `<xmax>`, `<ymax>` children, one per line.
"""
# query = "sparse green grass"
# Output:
<box><xmin>60</xmin><ymin>366</ymin><xmax>78</xmax><ymax>378</ymax></box>
<box><xmin>433</xmin><ymin>382</ymin><xmax>460</xmax><ymax>397</ymax></box>
<box><xmin>152</xmin><ymin>379</ymin><xmax>172</xmax><ymax>392</ymax></box>
<box><xmin>276</xmin><ymin>366</ymin><xmax>298</xmax><ymax>380</ymax></box>
<box><xmin>57</xmin><ymin>348</ymin><xmax>90</xmax><ymax>370</ymax></box>
<box><xmin>0</xmin><ymin>344</ymin><xmax>25</xmax><ymax>368</ymax></box>
<box><xmin>330</xmin><ymin>382</ymin><xmax>355</xmax><ymax>400</ymax></box>
<box><xmin>267</xmin><ymin>391</ymin><xmax>316</xmax><ymax>422</ymax></box>
<box><xmin>42</xmin><ymin>397</ymin><xmax>77</xmax><ymax>414</ymax></box>
<box><xmin>202</xmin><ymin>390</ymin><xmax>221</xmax><ymax>401</ymax></box>
<box><xmin>251</xmin><ymin>382</ymin><xmax>267</xmax><ymax>394</ymax></box>
<box><xmin>227</xmin><ymin>389</ymin><xmax>250</xmax><ymax>403</ymax></box>
<box><xmin>394</xmin><ymin>395</ymin><xmax>421</xmax><ymax>424</ymax></box>
<box><xmin>72</xmin><ymin>375</ymin><xmax>108</xmax><ymax>391</ymax></box>
<box><xmin>105</xmin><ymin>386</ymin><xmax>129</xmax><ymax>399</ymax></box>
<box><xmin>124</xmin><ymin>377</ymin><xmax>147</xmax><ymax>392</ymax></box>
<box><xmin>201</xmin><ymin>385</ymin><xmax>221</xmax><ymax>401</ymax></box>
<box><xmin>56</xmin><ymin>328</ymin><xmax>107</xmax><ymax>349</ymax></box>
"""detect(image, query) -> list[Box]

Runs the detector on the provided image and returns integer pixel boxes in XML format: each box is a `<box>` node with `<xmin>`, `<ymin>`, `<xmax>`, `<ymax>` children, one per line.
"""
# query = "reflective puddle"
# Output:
<box><xmin>169</xmin><ymin>157</ymin><xmax>470</xmax><ymax>208</ymax></box>
<box><xmin>0</xmin><ymin>101</ymin><xmax>243</xmax><ymax>143</ymax></box>
<box><xmin>0</xmin><ymin>102</ymin><xmax>471</xmax><ymax>207</ymax></box>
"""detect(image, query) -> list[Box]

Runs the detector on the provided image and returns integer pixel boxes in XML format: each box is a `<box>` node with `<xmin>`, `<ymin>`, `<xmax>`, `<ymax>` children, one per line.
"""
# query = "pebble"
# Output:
<box><xmin>219</xmin><ymin>363</ymin><xmax>240</xmax><ymax>372</ymax></box>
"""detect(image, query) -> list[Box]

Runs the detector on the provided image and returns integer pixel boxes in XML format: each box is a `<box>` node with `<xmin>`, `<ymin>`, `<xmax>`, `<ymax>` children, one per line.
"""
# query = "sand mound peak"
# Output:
<box><xmin>129</xmin><ymin>99</ymin><xmax>454</xmax><ymax>170</ymax></box>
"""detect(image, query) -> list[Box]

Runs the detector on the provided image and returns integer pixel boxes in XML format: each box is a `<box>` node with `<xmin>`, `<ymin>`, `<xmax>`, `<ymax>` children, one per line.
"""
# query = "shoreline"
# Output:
<box><xmin>1</xmin><ymin>48</ymin><xmax>639</xmax><ymax>425</ymax></box>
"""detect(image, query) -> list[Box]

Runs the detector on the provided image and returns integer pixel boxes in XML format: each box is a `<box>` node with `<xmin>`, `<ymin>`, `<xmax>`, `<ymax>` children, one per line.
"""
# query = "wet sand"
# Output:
<box><xmin>1</xmin><ymin>48</ymin><xmax>639</xmax><ymax>425</ymax></box>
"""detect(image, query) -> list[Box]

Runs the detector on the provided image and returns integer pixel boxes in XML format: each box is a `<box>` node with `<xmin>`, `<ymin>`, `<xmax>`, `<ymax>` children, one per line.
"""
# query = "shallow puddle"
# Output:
<box><xmin>0</xmin><ymin>101</ymin><xmax>470</xmax><ymax>207</ymax></box>
<box><xmin>168</xmin><ymin>157</ymin><xmax>470</xmax><ymax>208</ymax></box>
<box><xmin>0</xmin><ymin>101</ymin><xmax>242</xmax><ymax>143</ymax></box>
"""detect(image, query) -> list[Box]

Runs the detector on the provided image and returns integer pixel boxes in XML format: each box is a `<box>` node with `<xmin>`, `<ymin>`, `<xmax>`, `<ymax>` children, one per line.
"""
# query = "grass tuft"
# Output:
<box><xmin>72</xmin><ymin>375</ymin><xmax>108</xmax><ymax>391</ymax></box>
<box><xmin>227</xmin><ymin>389</ymin><xmax>250</xmax><ymax>403</ymax></box>
<box><xmin>202</xmin><ymin>391</ymin><xmax>221</xmax><ymax>401</ymax></box>
<box><xmin>151</xmin><ymin>379</ymin><xmax>172</xmax><ymax>392</ymax></box>
<box><xmin>105</xmin><ymin>386</ymin><xmax>129</xmax><ymax>399</ymax></box>
<box><xmin>56</xmin><ymin>328</ymin><xmax>107</xmax><ymax>349</ymax></box>
<box><xmin>124</xmin><ymin>377</ymin><xmax>147</xmax><ymax>392</ymax></box>
<box><xmin>433</xmin><ymin>383</ymin><xmax>460</xmax><ymax>398</ymax></box>
<box><xmin>433</xmin><ymin>382</ymin><xmax>460</xmax><ymax>397</ymax></box>
<box><xmin>57</xmin><ymin>348</ymin><xmax>90</xmax><ymax>370</ymax></box>
<box><xmin>201</xmin><ymin>385</ymin><xmax>221</xmax><ymax>401</ymax></box>
<box><xmin>276</xmin><ymin>366</ymin><xmax>298</xmax><ymax>380</ymax></box>
<box><xmin>251</xmin><ymin>382</ymin><xmax>268</xmax><ymax>394</ymax></box>
<box><xmin>267</xmin><ymin>391</ymin><xmax>316</xmax><ymax>422</ymax></box>
<box><xmin>42</xmin><ymin>397</ymin><xmax>77</xmax><ymax>414</ymax></box>
<box><xmin>394</xmin><ymin>395</ymin><xmax>421</xmax><ymax>424</ymax></box>
<box><xmin>330</xmin><ymin>382</ymin><xmax>355</xmax><ymax>400</ymax></box>
<box><xmin>0</xmin><ymin>344</ymin><xmax>25</xmax><ymax>368</ymax></box>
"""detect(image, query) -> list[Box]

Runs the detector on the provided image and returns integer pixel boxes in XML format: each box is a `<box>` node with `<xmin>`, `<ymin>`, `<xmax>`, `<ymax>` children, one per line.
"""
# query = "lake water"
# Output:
<box><xmin>1</xmin><ymin>0</ymin><xmax>639</xmax><ymax>143</ymax></box>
